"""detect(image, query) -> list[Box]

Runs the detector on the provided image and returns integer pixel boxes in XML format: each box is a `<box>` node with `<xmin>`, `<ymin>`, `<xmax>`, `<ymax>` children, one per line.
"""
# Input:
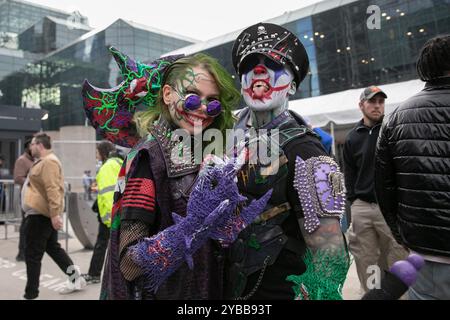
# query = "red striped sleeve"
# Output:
<box><xmin>122</xmin><ymin>178</ymin><xmax>156</xmax><ymax>212</ymax></box>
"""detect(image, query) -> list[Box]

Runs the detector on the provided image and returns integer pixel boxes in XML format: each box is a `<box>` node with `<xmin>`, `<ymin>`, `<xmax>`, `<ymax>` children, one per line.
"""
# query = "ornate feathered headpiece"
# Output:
<box><xmin>82</xmin><ymin>47</ymin><xmax>183</xmax><ymax>147</ymax></box>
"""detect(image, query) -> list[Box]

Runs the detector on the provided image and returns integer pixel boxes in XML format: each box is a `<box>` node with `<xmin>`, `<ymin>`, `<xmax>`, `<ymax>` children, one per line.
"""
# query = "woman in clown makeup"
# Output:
<box><xmin>83</xmin><ymin>49</ymin><xmax>273</xmax><ymax>300</ymax></box>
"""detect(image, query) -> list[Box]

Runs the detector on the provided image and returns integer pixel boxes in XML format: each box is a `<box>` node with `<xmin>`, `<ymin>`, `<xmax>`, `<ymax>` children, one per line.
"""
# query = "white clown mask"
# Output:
<box><xmin>240</xmin><ymin>54</ymin><xmax>296</xmax><ymax>111</ymax></box>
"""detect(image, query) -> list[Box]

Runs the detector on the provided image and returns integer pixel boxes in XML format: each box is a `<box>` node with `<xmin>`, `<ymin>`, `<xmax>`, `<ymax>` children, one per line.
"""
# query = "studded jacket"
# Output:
<box><xmin>100</xmin><ymin>117</ymin><xmax>225</xmax><ymax>300</ymax></box>
<box><xmin>227</xmin><ymin>109</ymin><xmax>330</xmax><ymax>299</ymax></box>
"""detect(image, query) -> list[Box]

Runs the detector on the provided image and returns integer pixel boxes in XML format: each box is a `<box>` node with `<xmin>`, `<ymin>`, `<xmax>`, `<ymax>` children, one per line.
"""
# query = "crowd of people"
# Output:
<box><xmin>9</xmin><ymin>21</ymin><xmax>449</xmax><ymax>300</ymax></box>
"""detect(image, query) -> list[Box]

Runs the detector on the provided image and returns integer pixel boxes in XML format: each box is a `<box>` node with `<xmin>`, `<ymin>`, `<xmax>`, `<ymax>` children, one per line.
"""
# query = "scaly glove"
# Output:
<box><xmin>129</xmin><ymin>199</ymin><xmax>230</xmax><ymax>294</ymax></box>
<box><xmin>198</xmin><ymin>155</ymin><xmax>273</xmax><ymax>247</ymax></box>
<box><xmin>129</xmin><ymin>155</ymin><xmax>271</xmax><ymax>293</ymax></box>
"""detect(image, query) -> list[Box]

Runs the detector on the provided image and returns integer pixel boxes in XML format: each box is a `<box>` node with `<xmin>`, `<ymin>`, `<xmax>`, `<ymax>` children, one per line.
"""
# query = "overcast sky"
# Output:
<box><xmin>25</xmin><ymin>0</ymin><xmax>324</xmax><ymax>41</ymax></box>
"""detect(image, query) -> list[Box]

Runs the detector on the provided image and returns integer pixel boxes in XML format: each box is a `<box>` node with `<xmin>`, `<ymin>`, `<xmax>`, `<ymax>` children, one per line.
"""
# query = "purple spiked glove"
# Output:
<box><xmin>128</xmin><ymin>155</ymin><xmax>271</xmax><ymax>293</ymax></box>
<box><xmin>128</xmin><ymin>199</ymin><xmax>231</xmax><ymax>294</ymax></box>
<box><xmin>208</xmin><ymin>194</ymin><xmax>273</xmax><ymax>247</ymax></box>
<box><xmin>199</xmin><ymin>155</ymin><xmax>273</xmax><ymax>247</ymax></box>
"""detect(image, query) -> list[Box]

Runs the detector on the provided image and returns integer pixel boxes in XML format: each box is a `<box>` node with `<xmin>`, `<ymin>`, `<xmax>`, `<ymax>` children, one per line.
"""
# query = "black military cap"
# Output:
<box><xmin>232</xmin><ymin>22</ymin><xmax>309</xmax><ymax>88</ymax></box>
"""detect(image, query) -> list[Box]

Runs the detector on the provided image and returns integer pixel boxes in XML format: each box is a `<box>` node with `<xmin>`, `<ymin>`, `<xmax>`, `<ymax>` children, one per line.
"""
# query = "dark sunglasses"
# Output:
<box><xmin>240</xmin><ymin>56</ymin><xmax>284</xmax><ymax>75</ymax></box>
<box><xmin>175</xmin><ymin>91</ymin><xmax>222</xmax><ymax>117</ymax></box>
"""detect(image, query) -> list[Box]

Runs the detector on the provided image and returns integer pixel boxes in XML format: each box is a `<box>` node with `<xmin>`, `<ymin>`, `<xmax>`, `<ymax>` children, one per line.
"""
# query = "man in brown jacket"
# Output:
<box><xmin>22</xmin><ymin>133</ymin><xmax>85</xmax><ymax>299</ymax></box>
<box><xmin>13</xmin><ymin>138</ymin><xmax>34</xmax><ymax>261</ymax></box>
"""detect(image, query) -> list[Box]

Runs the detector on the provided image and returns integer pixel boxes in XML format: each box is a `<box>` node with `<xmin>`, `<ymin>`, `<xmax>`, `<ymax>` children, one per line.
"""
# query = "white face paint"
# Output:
<box><xmin>241</xmin><ymin>55</ymin><xmax>295</xmax><ymax>111</ymax></box>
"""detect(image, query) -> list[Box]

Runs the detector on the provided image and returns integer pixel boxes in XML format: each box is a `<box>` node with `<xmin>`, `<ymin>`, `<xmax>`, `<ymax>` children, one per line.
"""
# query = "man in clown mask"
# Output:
<box><xmin>227</xmin><ymin>23</ymin><xmax>350</xmax><ymax>300</ymax></box>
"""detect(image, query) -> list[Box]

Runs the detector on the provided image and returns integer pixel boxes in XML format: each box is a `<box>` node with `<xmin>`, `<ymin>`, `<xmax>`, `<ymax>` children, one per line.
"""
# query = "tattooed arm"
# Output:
<box><xmin>288</xmin><ymin>152</ymin><xmax>350</xmax><ymax>300</ymax></box>
<box><xmin>299</xmin><ymin>217</ymin><xmax>346</xmax><ymax>253</ymax></box>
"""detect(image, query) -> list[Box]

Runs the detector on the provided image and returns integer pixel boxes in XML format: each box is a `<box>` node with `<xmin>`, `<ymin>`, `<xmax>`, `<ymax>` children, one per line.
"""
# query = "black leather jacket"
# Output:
<box><xmin>375</xmin><ymin>77</ymin><xmax>450</xmax><ymax>258</ymax></box>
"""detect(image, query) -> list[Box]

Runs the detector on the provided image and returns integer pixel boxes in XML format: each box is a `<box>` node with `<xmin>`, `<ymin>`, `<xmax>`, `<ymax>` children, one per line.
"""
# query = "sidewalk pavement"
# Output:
<box><xmin>0</xmin><ymin>224</ymin><xmax>362</xmax><ymax>300</ymax></box>
<box><xmin>0</xmin><ymin>224</ymin><xmax>100</xmax><ymax>300</ymax></box>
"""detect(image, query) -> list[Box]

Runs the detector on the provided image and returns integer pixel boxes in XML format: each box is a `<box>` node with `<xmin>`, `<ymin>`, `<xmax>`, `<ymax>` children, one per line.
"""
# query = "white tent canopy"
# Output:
<box><xmin>289</xmin><ymin>79</ymin><xmax>425</xmax><ymax>128</ymax></box>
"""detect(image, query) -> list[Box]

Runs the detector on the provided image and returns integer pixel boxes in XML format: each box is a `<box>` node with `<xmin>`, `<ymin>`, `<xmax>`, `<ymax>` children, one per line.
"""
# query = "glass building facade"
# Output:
<box><xmin>0</xmin><ymin>0</ymin><xmax>90</xmax><ymax>82</ymax></box>
<box><xmin>0</xmin><ymin>0</ymin><xmax>87</xmax><ymax>36</ymax></box>
<box><xmin>0</xmin><ymin>47</ymin><xmax>40</xmax><ymax>80</ymax></box>
<box><xmin>171</xmin><ymin>0</ymin><xmax>450</xmax><ymax>101</ymax></box>
<box><xmin>298</xmin><ymin>0</ymin><xmax>450</xmax><ymax>96</ymax></box>
<box><xmin>18</xmin><ymin>16</ymin><xmax>91</xmax><ymax>54</ymax></box>
<box><xmin>1</xmin><ymin>0</ymin><xmax>449</xmax><ymax>131</ymax></box>
<box><xmin>0</xmin><ymin>19</ymin><xmax>195</xmax><ymax>130</ymax></box>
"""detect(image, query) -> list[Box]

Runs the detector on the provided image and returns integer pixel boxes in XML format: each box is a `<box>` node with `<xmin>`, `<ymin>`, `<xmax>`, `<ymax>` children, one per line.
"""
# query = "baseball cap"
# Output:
<box><xmin>360</xmin><ymin>86</ymin><xmax>387</xmax><ymax>101</ymax></box>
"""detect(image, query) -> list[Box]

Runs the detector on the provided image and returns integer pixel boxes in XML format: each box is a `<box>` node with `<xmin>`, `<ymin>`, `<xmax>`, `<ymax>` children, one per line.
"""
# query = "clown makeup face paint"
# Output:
<box><xmin>163</xmin><ymin>66</ymin><xmax>219</xmax><ymax>135</ymax></box>
<box><xmin>241</xmin><ymin>54</ymin><xmax>295</xmax><ymax>111</ymax></box>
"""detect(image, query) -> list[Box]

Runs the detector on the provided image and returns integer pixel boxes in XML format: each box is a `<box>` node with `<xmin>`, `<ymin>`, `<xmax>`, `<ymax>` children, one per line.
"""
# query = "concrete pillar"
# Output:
<box><xmin>50</xmin><ymin>126</ymin><xmax>97</xmax><ymax>192</ymax></box>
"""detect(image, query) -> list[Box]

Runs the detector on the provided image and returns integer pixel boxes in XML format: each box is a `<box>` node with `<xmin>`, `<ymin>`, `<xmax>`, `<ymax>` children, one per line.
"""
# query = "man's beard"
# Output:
<box><xmin>363</xmin><ymin>111</ymin><xmax>383</xmax><ymax>123</ymax></box>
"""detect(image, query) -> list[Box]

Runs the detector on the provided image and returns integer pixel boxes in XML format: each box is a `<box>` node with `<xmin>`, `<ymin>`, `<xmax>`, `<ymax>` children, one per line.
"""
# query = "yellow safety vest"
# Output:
<box><xmin>96</xmin><ymin>157</ymin><xmax>123</xmax><ymax>228</ymax></box>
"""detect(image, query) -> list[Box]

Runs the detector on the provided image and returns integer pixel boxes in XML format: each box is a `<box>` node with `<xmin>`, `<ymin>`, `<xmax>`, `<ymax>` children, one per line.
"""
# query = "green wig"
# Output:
<box><xmin>134</xmin><ymin>53</ymin><xmax>240</xmax><ymax>138</ymax></box>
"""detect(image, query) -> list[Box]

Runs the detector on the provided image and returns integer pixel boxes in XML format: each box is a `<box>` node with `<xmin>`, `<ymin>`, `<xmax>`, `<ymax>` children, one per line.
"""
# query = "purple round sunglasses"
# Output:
<box><xmin>174</xmin><ymin>89</ymin><xmax>222</xmax><ymax>117</ymax></box>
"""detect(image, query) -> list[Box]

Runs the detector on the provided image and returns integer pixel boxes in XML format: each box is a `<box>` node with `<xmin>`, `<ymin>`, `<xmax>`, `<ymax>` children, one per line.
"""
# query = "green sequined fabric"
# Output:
<box><xmin>286</xmin><ymin>248</ymin><xmax>351</xmax><ymax>300</ymax></box>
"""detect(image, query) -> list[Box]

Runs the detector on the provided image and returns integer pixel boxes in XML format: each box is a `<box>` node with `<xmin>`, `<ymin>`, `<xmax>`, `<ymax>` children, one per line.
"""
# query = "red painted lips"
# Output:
<box><xmin>244</xmin><ymin>78</ymin><xmax>290</xmax><ymax>101</ymax></box>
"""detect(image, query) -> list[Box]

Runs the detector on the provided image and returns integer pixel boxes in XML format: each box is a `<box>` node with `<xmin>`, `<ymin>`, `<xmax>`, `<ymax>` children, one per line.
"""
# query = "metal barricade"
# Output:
<box><xmin>0</xmin><ymin>179</ymin><xmax>97</xmax><ymax>251</ymax></box>
<box><xmin>0</xmin><ymin>180</ymin><xmax>71</xmax><ymax>245</ymax></box>
<box><xmin>0</xmin><ymin>180</ymin><xmax>21</xmax><ymax>240</ymax></box>
<box><xmin>63</xmin><ymin>182</ymin><xmax>71</xmax><ymax>252</ymax></box>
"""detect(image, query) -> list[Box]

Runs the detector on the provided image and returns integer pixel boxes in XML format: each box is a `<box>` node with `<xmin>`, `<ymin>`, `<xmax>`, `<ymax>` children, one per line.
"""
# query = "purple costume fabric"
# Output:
<box><xmin>293</xmin><ymin>155</ymin><xmax>346</xmax><ymax>233</ymax></box>
<box><xmin>361</xmin><ymin>253</ymin><xmax>425</xmax><ymax>299</ymax></box>
<box><xmin>129</xmin><ymin>158</ymin><xmax>272</xmax><ymax>293</ymax></box>
<box><xmin>389</xmin><ymin>253</ymin><xmax>425</xmax><ymax>286</ymax></box>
